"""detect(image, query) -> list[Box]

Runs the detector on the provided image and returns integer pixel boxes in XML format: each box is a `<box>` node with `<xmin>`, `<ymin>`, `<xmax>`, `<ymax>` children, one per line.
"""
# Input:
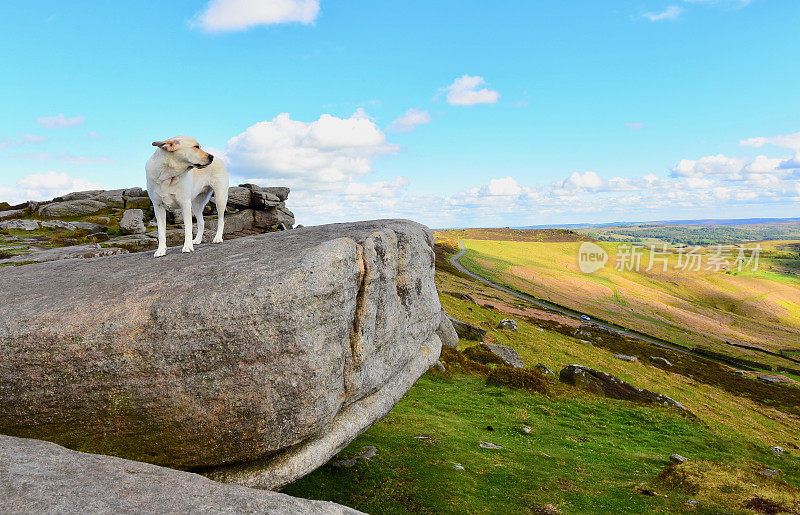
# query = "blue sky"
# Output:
<box><xmin>1</xmin><ymin>0</ymin><xmax>799</xmax><ymax>227</ymax></box>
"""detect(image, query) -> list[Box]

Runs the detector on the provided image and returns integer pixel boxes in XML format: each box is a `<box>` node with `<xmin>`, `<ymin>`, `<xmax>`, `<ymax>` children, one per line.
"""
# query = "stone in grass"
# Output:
<box><xmin>454</xmin><ymin>463</ymin><xmax>465</xmax><ymax>470</ymax></box>
<box><xmin>479</xmin><ymin>442</ymin><xmax>502</xmax><ymax>450</ymax></box>
<box><xmin>446</xmin><ymin>315</ymin><xmax>486</xmax><ymax>341</ymax></box>
<box><xmin>497</xmin><ymin>318</ymin><xmax>518</xmax><ymax>331</ymax></box>
<box><xmin>669</xmin><ymin>454</ymin><xmax>689</xmax><ymax>465</ymax></box>
<box><xmin>536</xmin><ymin>363</ymin><xmax>555</xmax><ymax>375</ymax></box>
<box><xmin>41</xmin><ymin>220</ymin><xmax>78</xmax><ymax>231</ymax></box>
<box><xmin>760</xmin><ymin>468</ymin><xmax>781</xmax><ymax>477</ymax></box>
<box><xmin>482</xmin><ymin>343</ymin><xmax>525</xmax><ymax>368</ymax></box>
<box><xmin>650</xmin><ymin>356</ymin><xmax>673</xmax><ymax>367</ymax></box>
<box><xmin>0</xmin><ymin>219</ymin><xmax>39</xmax><ymax>231</ymax></box>
<box><xmin>71</xmin><ymin>221</ymin><xmax>107</xmax><ymax>233</ymax></box>
<box><xmin>613</xmin><ymin>354</ymin><xmax>638</xmax><ymax>362</ymax></box>
<box><xmin>120</xmin><ymin>209</ymin><xmax>146</xmax><ymax>234</ymax></box>
<box><xmin>559</xmin><ymin>365</ymin><xmax>685</xmax><ymax>410</ymax></box>
<box><xmin>331</xmin><ymin>446</ymin><xmax>378</xmax><ymax>468</ymax></box>
<box><xmin>772</xmin><ymin>446</ymin><xmax>785</xmax><ymax>456</ymax></box>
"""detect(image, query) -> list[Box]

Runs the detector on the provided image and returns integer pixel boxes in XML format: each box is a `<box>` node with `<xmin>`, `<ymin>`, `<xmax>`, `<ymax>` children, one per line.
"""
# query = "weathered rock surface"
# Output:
<box><xmin>436</xmin><ymin>308</ymin><xmax>459</xmax><ymax>348</ymax></box>
<box><xmin>447</xmin><ymin>314</ymin><xmax>486</xmax><ymax>341</ymax></box>
<box><xmin>0</xmin><ymin>218</ymin><xmax>39</xmax><ymax>230</ymax></box>
<box><xmin>650</xmin><ymin>356</ymin><xmax>673</xmax><ymax>367</ymax></box>
<box><xmin>0</xmin><ymin>435</ymin><xmax>360</xmax><ymax>514</ymax></box>
<box><xmin>1</xmin><ymin>243</ymin><xmax>128</xmax><ymax>264</ymax></box>
<box><xmin>0</xmin><ymin>219</ymin><xmax>441</xmax><ymax>491</ymax></box>
<box><xmin>559</xmin><ymin>365</ymin><xmax>685</xmax><ymax>409</ymax></box>
<box><xmin>38</xmin><ymin>199</ymin><xmax>108</xmax><ymax>218</ymax></box>
<box><xmin>41</xmin><ymin>220</ymin><xmax>78</xmax><ymax>231</ymax></box>
<box><xmin>120</xmin><ymin>208</ymin><xmax>146</xmax><ymax>234</ymax></box>
<box><xmin>613</xmin><ymin>354</ymin><xmax>638</xmax><ymax>362</ymax></box>
<box><xmin>0</xmin><ymin>209</ymin><xmax>25</xmax><ymax>220</ymax></box>
<box><xmin>482</xmin><ymin>342</ymin><xmax>524</xmax><ymax>368</ymax></box>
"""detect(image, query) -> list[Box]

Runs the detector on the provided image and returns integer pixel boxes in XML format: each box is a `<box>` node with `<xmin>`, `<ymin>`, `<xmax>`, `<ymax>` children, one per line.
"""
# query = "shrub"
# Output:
<box><xmin>487</xmin><ymin>366</ymin><xmax>548</xmax><ymax>395</ymax></box>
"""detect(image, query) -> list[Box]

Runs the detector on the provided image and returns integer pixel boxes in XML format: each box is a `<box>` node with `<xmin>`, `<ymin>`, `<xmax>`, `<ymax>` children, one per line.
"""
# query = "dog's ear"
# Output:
<box><xmin>152</xmin><ymin>139</ymin><xmax>179</xmax><ymax>152</ymax></box>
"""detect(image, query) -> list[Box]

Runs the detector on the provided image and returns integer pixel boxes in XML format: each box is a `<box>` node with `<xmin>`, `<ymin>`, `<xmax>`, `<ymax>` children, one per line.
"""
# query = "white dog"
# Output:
<box><xmin>145</xmin><ymin>136</ymin><xmax>229</xmax><ymax>258</ymax></box>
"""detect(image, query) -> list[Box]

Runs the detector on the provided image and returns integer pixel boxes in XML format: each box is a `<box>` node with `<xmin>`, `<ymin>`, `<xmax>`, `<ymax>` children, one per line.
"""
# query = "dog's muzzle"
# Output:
<box><xmin>194</xmin><ymin>154</ymin><xmax>214</xmax><ymax>169</ymax></box>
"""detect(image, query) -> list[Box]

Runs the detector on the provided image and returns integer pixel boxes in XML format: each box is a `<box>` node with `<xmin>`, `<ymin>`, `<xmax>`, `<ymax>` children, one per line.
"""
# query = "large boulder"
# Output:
<box><xmin>38</xmin><ymin>199</ymin><xmax>107</xmax><ymax>218</ymax></box>
<box><xmin>482</xmin><ymin>342</ymin><xmax>524</xmax><ymax>368</ymax></box>
<box><xmin>559</xmin><ymin>365</ymin><xmax>685</xmax><ymax>409</ymax></box>
<box><xmin>0</xmin><ymin>435</ymin><xmax>360</xmax><ymax>514</ymax></box>
<box><xmin>0</xmin><ymin>219</ymin><xmax>442</xmax><ymax>490</ymax></box>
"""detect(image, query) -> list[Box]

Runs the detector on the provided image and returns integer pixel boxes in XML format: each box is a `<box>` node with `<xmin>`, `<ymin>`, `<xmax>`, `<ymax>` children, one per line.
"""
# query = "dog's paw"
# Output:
<box><xmin>192</xmin><ymin>236</ymin><xmax>203</xmax><ymax>245</ymax></box>
<box><xmin>153</xmin><ymin>247</ymin><xmax>166</xmax><ymax>258</ymax></box>
<box><xmin>212</xmin><ymin>235</ymin><xmax>223</xmax><ymax>244</ymax></box>
<box><xmin>182</xmin><ymin>243</ymin><xmax>194</xmax><ymax>253</ymax></box>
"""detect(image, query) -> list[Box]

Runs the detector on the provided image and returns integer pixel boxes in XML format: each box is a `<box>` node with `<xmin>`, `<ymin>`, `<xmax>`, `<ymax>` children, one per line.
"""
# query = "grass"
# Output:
<box><xmin>282</xmin><ymin>240</ymin><xmax>800</xmax><ymax>514</ymax></box>
<box><xmin>286</xmin><ymin>374</ymin><xmax>799</xmax><ymax>514</ymax></box>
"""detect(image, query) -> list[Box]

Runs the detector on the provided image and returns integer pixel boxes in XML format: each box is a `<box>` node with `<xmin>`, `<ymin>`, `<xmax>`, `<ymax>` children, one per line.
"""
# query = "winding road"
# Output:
<box><xmin>449</xmin><ymin>241</ymin><xmax>693</xmax><ymax>356</ymax></box>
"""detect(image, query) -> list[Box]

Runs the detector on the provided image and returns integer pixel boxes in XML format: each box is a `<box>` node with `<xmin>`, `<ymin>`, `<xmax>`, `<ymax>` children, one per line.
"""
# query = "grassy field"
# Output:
<box><xmin>284</xmin><ymin>240</ymin><xmax>800</xmax><ymax>514</ymax></box>
<box><xmin>439</xmin><ymin>232</ymin><xmax>800</xmax><ymax>367</ymax></box>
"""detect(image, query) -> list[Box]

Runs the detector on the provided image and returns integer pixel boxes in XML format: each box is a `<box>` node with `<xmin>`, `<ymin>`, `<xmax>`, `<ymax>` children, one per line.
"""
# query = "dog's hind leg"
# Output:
<box><xmin>191</xmin><ymin>189</ymin><xmax>213</xmax><ymax>245</ymax></box>
<box><xmin>212</xmin><ymin>182</ymin><xmax>228</xmax><ymax>244</ymax></box>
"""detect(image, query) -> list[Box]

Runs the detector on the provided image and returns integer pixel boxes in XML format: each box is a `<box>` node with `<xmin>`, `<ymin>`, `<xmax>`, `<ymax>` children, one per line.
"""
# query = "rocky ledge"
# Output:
<box><xmin>0</xmin><ymin>219</ymin><xmax>444</xmax><ymax>490</ymax></box>
<box><xmin>0</xmin><ymin>435</ymin><xmax>360</xmax><ymax>514</ymax></box>
<box><xmin>0</xmin><ymin>183</ymin><xmax>296</xmax><ymax>264</ymax></box>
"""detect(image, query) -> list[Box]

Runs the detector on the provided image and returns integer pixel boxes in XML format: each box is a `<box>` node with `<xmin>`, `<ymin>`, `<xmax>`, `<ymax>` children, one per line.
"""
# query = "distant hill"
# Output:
<box><xmin>515</xmin><ymin>217</ymin><xmax>800</xmax><ymax>229</ymax></box>
<box><xmin>436</xmin><ymin>227</ymin><xmax>592</xmax><ymax>243</ymax></box>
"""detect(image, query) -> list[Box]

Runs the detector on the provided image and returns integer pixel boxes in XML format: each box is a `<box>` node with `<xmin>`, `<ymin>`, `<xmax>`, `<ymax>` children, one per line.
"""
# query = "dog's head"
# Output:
<box><xmin>152</xmin><ymin>136</ymin><xmax>214</xmax><ymax>169</ymax></box>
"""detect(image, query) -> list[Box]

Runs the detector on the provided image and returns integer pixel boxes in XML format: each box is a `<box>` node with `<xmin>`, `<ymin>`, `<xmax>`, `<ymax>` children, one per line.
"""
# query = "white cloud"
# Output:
<box><xmin>671</xmin><ymin>154</ymin><xmax>749</xmax><ymax>178</ymax></box>
<box><xmin>192</xmin><ymin>0</ymin><xmax>320</xmax><ymax>33</ymax></box>
<box><xmin>441</xmin><ymin>75</ymin><xmax>500</xmax><ymax>106</ymax></box>
<box><xmin>740</xmin><ymin>131</ymin><xmax>800</xmax><ymax>151</ymax></box>
<box><xmin>220</xmin><ymin>110</ymin><xmax>398</xmax><ymax>189</ymax></box>
<box><xmin>386</xmin><ymin>108</ymin><xmax>431</xmax><ymax>133</ymax></box>
<box><xmin>5</xmin><ymin>171</ymin><xmax>104</xmax><ymax>204</ymax></box>
<box><xmin>745</xmin><ymin>155</ymin><xmax>783</xmax><ymax>174</ymax></box>
<box><xmin>642</xmin><ymin>6</ymin><xmax>684</xmax><ymax>21</ymax></box>
<box><xmin>625</xmin><ymin>122</ymin><xmax>645</xmax><ymax>131</ymax></box>
<box><xmin>480</xmin><ymin>177</ymin><xmax>522</xmax><ymax>196</ymax></box>
<box><xmin>36</xmin><ymin>113</ymin><xmax>85</xmax><ymax>128</ymax></box>
<box><xmin>561</xmin><ymin>171</ymin><xmax>604</xmax><ymax>190</ymax></box>
<box><xmin>0</xmin><ymin>134</ymin><xmax>47</xmax><ymax>150</ymax></box>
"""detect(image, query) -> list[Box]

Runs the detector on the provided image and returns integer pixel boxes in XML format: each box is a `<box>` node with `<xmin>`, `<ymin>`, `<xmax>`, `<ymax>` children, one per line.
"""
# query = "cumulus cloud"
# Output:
<box><xmin>7</xmin><ymin>171</ymin><xmax>104</xmax><ymax>203</ymax></box>
<box><xmin>561</xmin><ymin>171</ymin><xmax>604</xmax><ymax>190</ymax></box>
<box><xmin>192</xmin><ymin>0</ymin><xmax>320</xmax><ymax>32</ymax></box>
<box><xmin>441</xmin><ymin>75</ymin><xmax>500</xmax><ymax>106</ymax></box>
<box><xmin>641</xmin><ymin>5</ymin><xmax>683</xmax><ymax>21</ymax></box>
<box><xmin>386</xmin><ymin>108</ymin><xmax>432</xmax><ymax>133</ymax></box>
<box><xmin>220</xmin><ymin>110</ymin><xmax>398</xmax><ymax>189</ymax></box>
<box><xmin>36</xmin><ymin>113</ymin><xmax>85</xmax><ymax>128</ymax></box>
<box><xmin>671</xmin><ymin>154</ymin><xmax>749</xmax><ymax>178</ymax></box>
<box><xmin>480</xmin><ymin>177</ymin><xmax>523</xmax><ymax>196</ymax></box>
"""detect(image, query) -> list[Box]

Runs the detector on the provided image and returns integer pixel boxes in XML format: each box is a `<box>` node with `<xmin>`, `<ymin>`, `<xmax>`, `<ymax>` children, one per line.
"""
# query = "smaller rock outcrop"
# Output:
<box><xmin>120</xmin><ymin>209</ymin><xmax>146</xmax><ymax>234</ymax></box>
<box><xmin>436</xmin><ymin>309</ymin><xmax>459</xmax><ymax>348</ymax></box>
<box><xmin>447</xmin><ymin>315</ymin><xmax>486</xmax><ymax>341</ymax></box>
<box><xmin>39</xmin><ymin>199</ymin><xmax>108</xmax><ymax>218</ymax></box>
<box><xmin>559</xmin><ymin>365</ymin><xmax>685</xmax><ymax>409</ymax></box>
<box><xmin>613</xmin><ymin>354</ymin><xmax>638</xmax><ymax>362</ymax></box>
<box><xmin>482</xmin><ymin>343</ymin><xmax>524</xmax><ymax>368</ymax></box>
<box><xmin>497</xmin><ymin>318</ymin><xmax>518</xmax><ymax>331</ymax></box>
<box><xmin>0</xmin><ymin>219</ymin><xmax>39</xmax><ymax>230</ymax></box>
<box><xmin>650</xmin><ymin>356</ymin><xmax>673</xmax><ymax>367</ymax></box>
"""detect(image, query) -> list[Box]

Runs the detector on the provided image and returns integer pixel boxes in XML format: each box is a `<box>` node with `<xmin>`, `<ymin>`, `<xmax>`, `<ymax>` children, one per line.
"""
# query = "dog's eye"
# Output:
<box><xmin>194</xmin><ymin>145</ymin><xmax>200</xmax><ymax>149</ymax></box>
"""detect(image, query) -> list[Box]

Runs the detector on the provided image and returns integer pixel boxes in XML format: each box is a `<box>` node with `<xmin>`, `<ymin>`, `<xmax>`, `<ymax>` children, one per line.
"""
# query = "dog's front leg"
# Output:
<box><xmin>179</xmin><ymin>199</ymin><xmax>194</xmax><ymax>253</ymax></box>
<box><xmin>153</xmin><ymin>202</ymin><xmax>168</xmax><ymax>258</ymax></box>
<box><xmin>212</xmin><ymin>185</ymin><xmax>228</xmax><ymax>244</ymax></box>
